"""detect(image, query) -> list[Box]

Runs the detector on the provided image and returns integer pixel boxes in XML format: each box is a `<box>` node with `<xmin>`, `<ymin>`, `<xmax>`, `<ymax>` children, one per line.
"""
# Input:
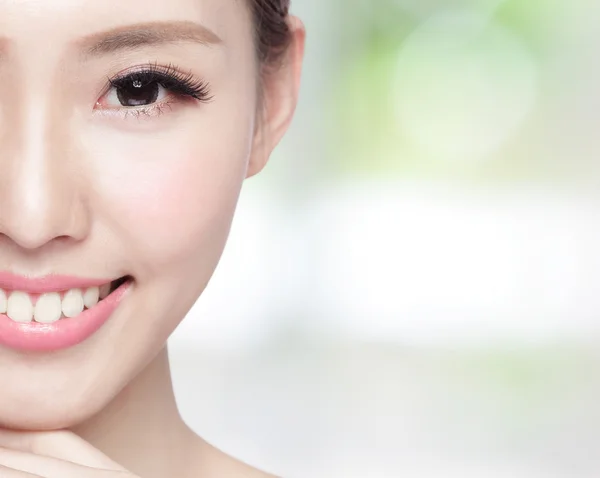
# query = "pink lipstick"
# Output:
<box><xmin>0</xmin><ymin>273</ymin><xmax>132</xmax><ymax>352</ymax></box>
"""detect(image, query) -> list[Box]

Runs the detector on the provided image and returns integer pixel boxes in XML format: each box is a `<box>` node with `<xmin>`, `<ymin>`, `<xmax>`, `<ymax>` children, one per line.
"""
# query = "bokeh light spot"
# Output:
<box><xmin>393</xmin><ymin>10</ymin><xmax>538</xmax><ymax>161</ymax></box>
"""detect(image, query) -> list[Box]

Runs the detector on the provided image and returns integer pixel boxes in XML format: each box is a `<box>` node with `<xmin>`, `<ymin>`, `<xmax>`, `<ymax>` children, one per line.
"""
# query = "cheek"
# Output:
<box><xmin>86</xmin><ymin>113</ymin><xmax>254</xmax><ymax>278</ymax></box>
<box><xmin>121</xmin><ymin>149</ymin><xmax>243</xmax><ymax>264</ymax></box>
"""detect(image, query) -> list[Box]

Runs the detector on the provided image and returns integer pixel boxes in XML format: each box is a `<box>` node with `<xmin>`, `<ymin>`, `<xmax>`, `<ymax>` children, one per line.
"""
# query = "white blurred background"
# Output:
<box><xmin>169</xmin><ymin>0</ymin><xmax>600</xmax><ymax>476</ymax></box>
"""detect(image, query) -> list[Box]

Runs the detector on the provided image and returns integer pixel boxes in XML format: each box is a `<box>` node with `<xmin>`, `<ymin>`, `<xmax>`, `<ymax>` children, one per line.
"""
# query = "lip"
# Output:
<box><xmin>0</xmin><ymin>271</ymin><xmax>115</xmax><ymax>293</ymax></box>
<box><xmin>0</xmin><ymin>279</ymin><xmax>132</xmax><ymax>352</ymax></box>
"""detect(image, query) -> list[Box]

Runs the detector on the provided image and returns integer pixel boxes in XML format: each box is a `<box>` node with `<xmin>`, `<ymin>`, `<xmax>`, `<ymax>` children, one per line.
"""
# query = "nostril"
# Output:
<box><xmin>54</xmin><ymin>235</ymin><xmax>74</xmax><ymax>242</ymax></box>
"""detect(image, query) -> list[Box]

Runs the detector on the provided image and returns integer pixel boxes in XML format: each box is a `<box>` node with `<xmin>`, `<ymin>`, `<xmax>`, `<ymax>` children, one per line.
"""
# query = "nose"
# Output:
<box><xmin>0</xmin><ymin>103</ymin><xmax>91</xmax><ymax>250</ymax></box>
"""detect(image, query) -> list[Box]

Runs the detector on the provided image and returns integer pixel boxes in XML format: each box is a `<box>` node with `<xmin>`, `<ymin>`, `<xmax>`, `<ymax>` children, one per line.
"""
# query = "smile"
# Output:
<box><xmin>0</xmin><ymin>272</ymin><xmax>133</xmax><ymax>352</ymax></box>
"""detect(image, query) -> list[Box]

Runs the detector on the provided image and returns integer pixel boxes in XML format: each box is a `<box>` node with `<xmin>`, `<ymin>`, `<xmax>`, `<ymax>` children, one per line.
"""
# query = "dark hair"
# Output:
<box><xmin>250</xmin><ymin>0</ymin><xmax>292</xmax><ymax>67</ymax></box>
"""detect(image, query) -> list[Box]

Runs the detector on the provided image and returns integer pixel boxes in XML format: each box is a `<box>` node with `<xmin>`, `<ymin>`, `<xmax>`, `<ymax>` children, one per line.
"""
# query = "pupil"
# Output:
<box><xmin>117</xmin><ymin>79</ymin><xmax>159</xmax><ymax>107</ymax></box>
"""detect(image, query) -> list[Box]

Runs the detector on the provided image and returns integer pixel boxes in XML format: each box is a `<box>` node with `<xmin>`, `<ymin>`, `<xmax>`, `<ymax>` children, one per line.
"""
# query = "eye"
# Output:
<box><xmin>95</xmin><ymin>63</ymin><xmax>213</xmax><ymax>115</ymax></box>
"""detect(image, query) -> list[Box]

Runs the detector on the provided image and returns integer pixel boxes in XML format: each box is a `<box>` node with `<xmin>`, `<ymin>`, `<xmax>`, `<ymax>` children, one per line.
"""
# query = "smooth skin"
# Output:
<box><xmin>0</xmin><ymin>0</ymin><xmax>305</xmax><ymax>476</ymax></box>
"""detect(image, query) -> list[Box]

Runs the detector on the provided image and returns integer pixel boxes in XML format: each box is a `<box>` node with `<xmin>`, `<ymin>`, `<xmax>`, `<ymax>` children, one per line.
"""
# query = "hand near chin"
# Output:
<box><xmin>0</xmin><ymin>429</ymin><xmax>138</xmax><ymax>477</ymax></box>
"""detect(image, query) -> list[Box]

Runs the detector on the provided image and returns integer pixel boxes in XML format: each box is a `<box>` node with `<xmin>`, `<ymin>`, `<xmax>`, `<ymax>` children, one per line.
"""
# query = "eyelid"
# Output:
<box><xmin>94</xmin><ymin>62</ymin><xmax>213</xmax><ymax>119</ymax></box>
<box><xmin>96</xmin><ymin>99</ymin><xmax>179</xmax><ymax>121</ymax></box>
<box><xmin>108</xmin><ymin>63</ymin><xmax>210</xmax><ymax>96</ymax></box>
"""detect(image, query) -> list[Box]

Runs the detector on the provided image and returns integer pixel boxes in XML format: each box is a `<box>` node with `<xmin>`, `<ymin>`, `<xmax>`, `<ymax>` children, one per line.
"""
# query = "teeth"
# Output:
<box><xmin>34</xmin><ymin>292</ymin><xmax>62</xmax><ymax>324</ymax></box>
<box><xmin>83</xmin><ymin>286</ymin><xmax>99</xmax><ymax>309</ymax></box>
<box><xmin>0</xmin><ymin>289</ymin><xmax>6</xmax><ymax>314</ymax></box>
<box><xmin>7</xmin><ymin>291</ymin><xmax>33</xmax><ymax>323</ymax></box>
<box><xmin>62</xmin><ymin>288</ymin><xmax>84</xmax><ymax>318</ymax></box>
<box><xmin>1</xmin><ymin>281</ymin><xmax>113</xmax><ymax>323</ymax></box>
<box><xmin>99</xmin><ymin>283</ymin><xmax>111</xmax><ymax>300</ymax></box>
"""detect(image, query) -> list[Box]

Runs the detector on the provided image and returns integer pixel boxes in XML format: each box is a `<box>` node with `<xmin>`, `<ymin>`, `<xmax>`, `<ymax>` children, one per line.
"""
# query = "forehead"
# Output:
<box><xmin>0</xmin><ymin>0</ymin><xmax>251</xmax><ymax>54</ymax></box>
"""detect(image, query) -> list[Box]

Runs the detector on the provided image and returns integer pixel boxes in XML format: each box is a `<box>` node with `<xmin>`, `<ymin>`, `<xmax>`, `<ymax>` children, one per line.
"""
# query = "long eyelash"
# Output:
<box><xmin>107</xmin><ymin>62</ymin><xmax>213</xmax><ymax>103</ymax></box>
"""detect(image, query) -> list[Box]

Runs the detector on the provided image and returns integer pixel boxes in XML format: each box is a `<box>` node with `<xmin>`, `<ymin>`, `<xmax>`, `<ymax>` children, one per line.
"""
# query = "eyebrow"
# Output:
<box><xmin>78</xmin><ymin>20</ymin><xmax>222</xmax><ymax>57</ymax></box>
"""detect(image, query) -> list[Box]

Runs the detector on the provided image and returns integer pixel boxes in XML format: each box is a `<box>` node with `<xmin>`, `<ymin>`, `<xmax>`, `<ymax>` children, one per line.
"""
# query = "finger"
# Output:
<box><xmin>0</xmin><ymin>430</ymin><xmax>125</xmax><ymax>471</ymax></box>
<box><xmin>0</xmin><ymin>447</ymin><xmax>124</xmax><ymax>478</ymax></box>
<box><xmin>0</xmin><ymin>464</ymin><xmax>43</xmax><ymax>477</ymax></box>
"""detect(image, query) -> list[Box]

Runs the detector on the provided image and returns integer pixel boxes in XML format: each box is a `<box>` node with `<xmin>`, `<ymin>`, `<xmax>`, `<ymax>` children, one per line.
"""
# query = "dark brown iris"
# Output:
<box><xmin>116</xmin><ymin>79</ymin><xmax>160</xmax><ymax>107</ymax></box>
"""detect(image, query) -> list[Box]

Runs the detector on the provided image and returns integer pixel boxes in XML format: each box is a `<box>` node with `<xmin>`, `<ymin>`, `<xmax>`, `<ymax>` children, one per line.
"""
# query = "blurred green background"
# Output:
<box><xmin>170</xmin><ymin>1</ymin><xmax>600</xmax><ymax>476</ymax></box>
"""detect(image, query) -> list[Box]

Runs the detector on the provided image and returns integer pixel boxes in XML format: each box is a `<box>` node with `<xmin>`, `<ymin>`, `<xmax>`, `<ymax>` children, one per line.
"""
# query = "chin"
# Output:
<box><xmin>0</xmin><ymin>399</ymin><xmax>97</xmax><ymax>431</ymax></box>
<box><xmin>0</xmin><ymin>360</ymin><xmax>122</xmax><ymax>431</ymax></box>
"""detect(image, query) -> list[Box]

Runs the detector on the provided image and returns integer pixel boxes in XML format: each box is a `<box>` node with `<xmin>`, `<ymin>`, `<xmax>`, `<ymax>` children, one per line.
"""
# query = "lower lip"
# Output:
<box><xmin>0</xmin><ymin>280</ymin><xmax>132</xmax><ymax>352</ymax></box>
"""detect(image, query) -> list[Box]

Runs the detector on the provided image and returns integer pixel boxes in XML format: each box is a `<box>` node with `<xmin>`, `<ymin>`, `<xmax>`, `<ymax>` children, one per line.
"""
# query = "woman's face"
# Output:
<box><xmin>0</xmin><ymin>0</ymin><xmax>264</xmax><ymax>429</ymax></box>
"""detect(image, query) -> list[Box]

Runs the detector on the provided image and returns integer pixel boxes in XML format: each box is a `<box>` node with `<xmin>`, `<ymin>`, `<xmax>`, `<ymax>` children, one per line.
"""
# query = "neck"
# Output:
<box><xmin>70</xmin><ymin>347</ymin><xmax>196</xmax><ymax>478</ymax></box>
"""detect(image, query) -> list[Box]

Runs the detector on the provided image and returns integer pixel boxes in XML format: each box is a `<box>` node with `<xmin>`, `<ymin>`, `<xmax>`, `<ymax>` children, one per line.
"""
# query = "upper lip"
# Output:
<box><xmin>0</xmin><ymin>271</ymin><xmax>114</xmax><ymax>293</ymax></box>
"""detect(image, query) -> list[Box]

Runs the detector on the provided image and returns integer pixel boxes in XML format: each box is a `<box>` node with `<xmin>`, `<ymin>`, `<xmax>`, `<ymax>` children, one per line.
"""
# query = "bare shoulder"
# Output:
<box><xmin>190</xmin><ymin>436</ymin><xmax>279</xmax><ymax>478</ymax></box>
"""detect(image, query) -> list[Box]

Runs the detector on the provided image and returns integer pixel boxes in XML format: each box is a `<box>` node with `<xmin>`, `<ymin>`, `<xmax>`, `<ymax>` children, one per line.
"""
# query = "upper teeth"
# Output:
<box><xmin>61</xmin><ymin>289</ymin><xmax>85</xmax><ymax>318</ymax></box>
<box><xmin>34</xmin><ymin>292</ymin><xmax>62</xmax><ymax>324</ymax></box>
<box><xmin>0</xmin><ymin>286</ymin><xmax>105</xmax><ymax>324</ymax></box>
